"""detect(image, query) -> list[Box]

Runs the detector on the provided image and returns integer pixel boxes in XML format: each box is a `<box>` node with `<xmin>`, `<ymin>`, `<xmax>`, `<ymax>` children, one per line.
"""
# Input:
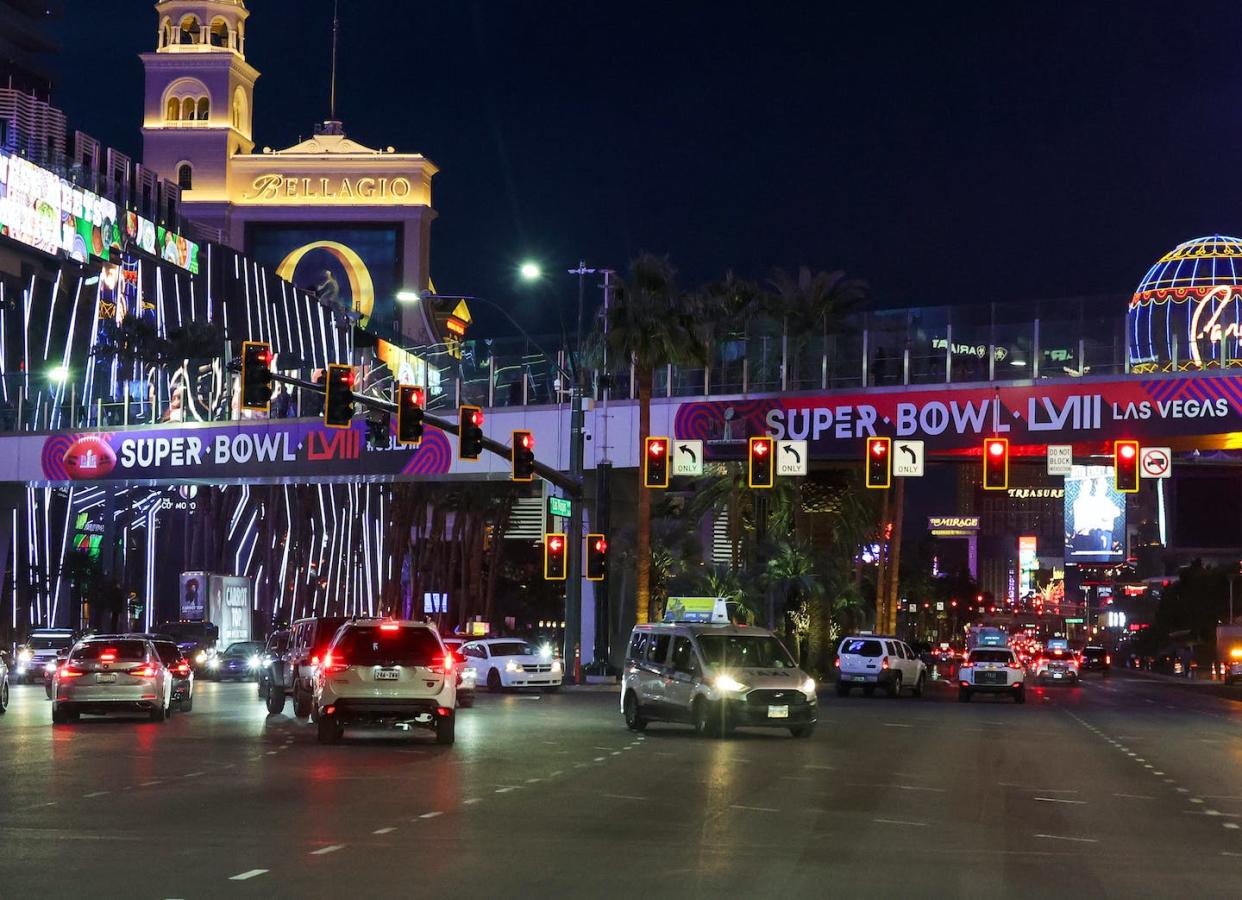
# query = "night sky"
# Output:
<box><xmin>55</xmin><ymin>1</ymin><xmax>1242</xmax><ymax>334</ymax></box>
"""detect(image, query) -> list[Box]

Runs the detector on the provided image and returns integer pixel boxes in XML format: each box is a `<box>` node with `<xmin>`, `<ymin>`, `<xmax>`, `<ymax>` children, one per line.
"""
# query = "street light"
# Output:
<box><xmin>396</xmin><ymin>289</ymin><xmax>421</xmax><ymax>305</ymax></box>
<box><xmin>519</xmin><ymin>261</ymin><xmax>542</xmax><ymax>282</ymax></box>
<box><xmin>49</xmin><ymin>365</ymin><xmax>69</xmax><ymax>385</ymax></box>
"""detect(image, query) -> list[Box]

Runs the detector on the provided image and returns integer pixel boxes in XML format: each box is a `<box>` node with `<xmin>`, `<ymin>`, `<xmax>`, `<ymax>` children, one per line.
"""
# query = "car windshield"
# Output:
<box><xmin>488</xmin><ymin>641</ymin><xmax>536</xmax><ymax>657</ymax></box>
<box><xmin>223</xmin><ymin>642</ymin><xmax>263</xmax><ymax>658</ymax></box>
<box><xmin>971</xmin><ymin>649</ymin><xmax>1014</xmax><ymax>664</ymax></box>
<box><xmin>839</xmin><ymin>638</ymin><xmax>883</xmax><ymax>658</ymax></box>
<box><xmin>73</xmin><ymin>640</ymin><xmax>147</xmax><ymax>662</ymax></box>
<box><xmin>150</xmin><ymin>642</ymin><xmax>182</xmax><ymax>665</ymax></box>
<box><xmin>698</xmin><ymin>634</ymin><xmax>797</xmax><ymax>669</ymax></box>
<box><xmin>1083</xmin><ymin>647</ymin><xmax>1106</xmax><ymax>657</ymax></box>
<box><xmin>30</xmin><ymin>635</ymin><xmax>72</xmax><ymax>650</ymax></box>
<box><xmin>333</xmin><ymin>627</ymin><xmax>442</xmax><ymax>667</ymax></box>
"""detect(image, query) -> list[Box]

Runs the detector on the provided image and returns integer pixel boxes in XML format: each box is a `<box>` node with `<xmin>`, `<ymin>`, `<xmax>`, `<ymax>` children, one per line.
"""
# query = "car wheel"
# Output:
<box><xmin>862</xmin><ymin>685</ymin><xmax>876</xmax><ymax>697</ymax></box>
<box><xmin>623</xmin><ymin>691</ymin><xmax>648</xmax><ymax>732</ymax></box>
<box><xmin>487</xmin><ymin>669</ymin><xmax>503</xmax><ymax>693</ymax></box>
<box><xmin>0</xmin><ymin>678</ymin><xmax>8</xmax><ymax>713</ymax></box>
<box><xmin>316</xmin><ymin>713</ymin><xmax>342</xmax><ymax>744</ymax></box>
<box><xmin>293</xmin><ymin>685</ymin><xmax>312</xmax><ymax>718</ymax></box>
<box><xmin>1015</xmin><ymin>686</ymin><xmax>1026</xmax><ymax>704</ymax></box>
<box><xmin>258</xmin><ymin>678</ymin><xmax>268</xmax><ymax>700</ymax></box>
<box><xmin>887</xmin><ymin>674</ymin><xmax>903</xmax><ymax>698</ymax></box>
<box><xmin>266</xmin><ymin>686</ymin><xmax>286</xmax><ymax>715</ymax></box>
<box><xmin>435</xmin><ymin>712</ymin><xmax>456</xmax><ymax>746</ymax></box>
<box><xmin>149</xmin><ymin>703</ymin><xmax>166</xmax><ymax>723</ymax></box>
<box><xmin>52</xmin><ymin>703</ymin><xmax>70</xmax><ymax>724</ymax></box>
<box><xmin>181</xmin><ymin>695</ymin><xmax>194</xmax><ymax>713</ymax></box>
<box><xmin>692</xmin><ymin>698</ymin><xmax>723</xmax><ymax>738</ymax></box>
<box><xmin>958</xmin><ymin>688</ymin><xmax>971</xmax><ymax>703</ymax></box>
<box><xmin>789</xmin><ymin>723</ymin><xmax>815</xmax><ymax>738</ymax></box>
<box><xmin>835</xmin><ymin>681</ymin><xmax>850</xmax><ymax>697</ymax></box>
<box><xmin>912</xmin><ymin>674</ymin><xmax>926</xmax><ymax>698</ymax></box>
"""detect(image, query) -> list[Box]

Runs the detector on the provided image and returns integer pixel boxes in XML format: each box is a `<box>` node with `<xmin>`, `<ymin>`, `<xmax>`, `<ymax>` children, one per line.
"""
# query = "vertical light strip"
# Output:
<box><xmin>42</xmin><ymin>269</ymin><xmax>63</xmax><ymax>361</ymax></box>
<box><xmin>48</xmin><ymin>485</ymin><xmax>74</xmax><ymax>625</ymax></box>
<box><xmin>145</xmin><ymin>501</ymin><xmax>158</xmax><ymax>631</ymax></box>
<box><xmin>11</xmin><ymin>508</ymin><xmax>19</xmax><ymax>632</ymax></box>
<box><xmin>0</xmin><ymin>282</ymin><xmax>8</xmax><ymax>402</ymax></box>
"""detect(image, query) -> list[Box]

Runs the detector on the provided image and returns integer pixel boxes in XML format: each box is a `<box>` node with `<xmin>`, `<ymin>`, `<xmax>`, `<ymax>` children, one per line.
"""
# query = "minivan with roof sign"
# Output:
<box><xmin>620</xmin><ymin>600</ymin><xmax>817</xmax><ymax>738</ymax></box>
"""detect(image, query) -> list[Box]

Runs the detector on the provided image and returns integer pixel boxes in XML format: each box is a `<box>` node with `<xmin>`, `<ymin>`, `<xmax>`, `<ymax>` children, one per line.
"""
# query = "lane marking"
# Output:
<box><xmin>229</xmin><ymin>870</ymin><xmax>268</xmax><ymax>881</ymax></box>
<box><xmin>1190</xmin><ymin>798</ymin><xmax>1205</xmax><ymax>804</ymax></box>
<box><xmin>140</xmin><ymin>781</ymin><xmax>161</xmax><ymax>787</ymax></box>
<box><xmin>83</xmin><ymin>791</ymin><xmax>110</xmax><ymax>798</ymax></box>
<box><xmin>373</xmin><ymin>827</ymin><xmax>396</xmax><ymax>834</ymax></box>
<box><xmin>495</xmin><ymin>786</ymin><xmax>520</xmax><ymax>793</ymax></box>
<box><xmin>1225</xmin><ymin>823</ymin><xmax>1241</xmax><ymax>831</ymax></box>
<box><xmin>549</xmin><ymin>770</ymin><xmax>563</xmax><ymax>777</ymax></box>
<box><xmin>593</xmin><ymin>756</ymin><xmax>607</xmax><ymax>762</ymax></box>
<box><xmin>525</xmin><ymin>777</ymin><xmax>543</xmax><ymax>783</ymax></box>
<box><xmin>1034</xmin><ymin>834</ymin><xmax>1098</xmax><ymax>844</ymax></box>
<box><xmin>1152</xmin><ymin>771</ymin><xmax>1164</xmax><ymax>776</ymax></box>
<box><xmin>602</xmin><ymin>793</ymin><xmax>647</xmax><ymax>801</ymax></box>
<box><xmin>730</xmin><ymin>804</ymin><xmax>780</xmax><ymax>813</ymax></box>
<box><xmin>1113</xmin><ymin>793</ymin><xmax>1155</xmax><ymax>800</ymax></box>
<box><xmin>873</xmin><ymin>818</ymin><xmax>927</xmax><ymax>827</ymax></box>
<box><xmin>310</xmin><ymin>844</ymin><xmax>345</xmax><ymax>856</ymax></box>
<box><xmin>882</xmin><ymin>723</ymin><xmax>912</xmax><ymax>728</ymax></box>
<box><xmin>419</xmin><ymin>811</ymin><xmax>443</xmax><ymax>819</ymax></box>
<box><xmin>183</xmin><ymin>772</ymin><xmax>204</xmax><ymax>778</ymax></box>
<box><xmin>463</xmin><ymin>799</ymin><xmax>482</xmax><ymax>806</ymax></box>
<box><xmin>1034</xmin><ymin>797</ymin><xmax>1087</xmax><ymax>805</ymax></box>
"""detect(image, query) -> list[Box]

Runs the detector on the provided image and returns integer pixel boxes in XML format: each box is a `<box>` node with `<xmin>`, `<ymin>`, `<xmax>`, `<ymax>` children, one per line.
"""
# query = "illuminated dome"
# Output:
<box><xmin>1129</xmin><ymin>235</ymin><xmax>1242</xmax><ymax>371</ymax></box>
<box><xmin>1134</xmin><ymin>234</ymin><xmax>1242</xmax><ymax>297</ymax></box>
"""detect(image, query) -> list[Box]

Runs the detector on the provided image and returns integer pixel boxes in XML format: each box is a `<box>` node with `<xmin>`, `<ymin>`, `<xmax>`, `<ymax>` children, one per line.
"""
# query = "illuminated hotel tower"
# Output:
<box><xmin>140</xmin><ymin>0</ymin><xmax>258</xmax><ymax>237</ymax></box>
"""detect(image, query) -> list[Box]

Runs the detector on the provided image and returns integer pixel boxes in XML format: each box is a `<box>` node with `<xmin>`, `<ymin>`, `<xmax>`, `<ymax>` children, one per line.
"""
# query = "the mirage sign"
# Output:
<box><xmin>37</xmin><ymin>419</ymin><xmax>453</xmax><ymax>484</ymax></box>
<box><xmin>673</xmin><ymin>373</ymin><xmax>1242</xmax><ymax>457</ymax></box>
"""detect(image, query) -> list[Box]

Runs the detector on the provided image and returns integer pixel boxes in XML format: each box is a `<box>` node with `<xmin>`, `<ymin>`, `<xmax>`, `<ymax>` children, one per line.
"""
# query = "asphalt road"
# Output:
<box><xmin>2</xmin><ymin>671</ymin><xmax>1242</xmax><ymax>899</ymax></box>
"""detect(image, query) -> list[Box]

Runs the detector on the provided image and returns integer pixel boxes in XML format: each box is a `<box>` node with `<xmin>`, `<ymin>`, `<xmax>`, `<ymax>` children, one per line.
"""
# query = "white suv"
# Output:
<box><xmin>312</xmin><ymin>620</ymin><xmax>457</xmax><ymax>745</ymax></box>
<box><xmin>835</xmin><ymin>635</ymin><xmax>927</xmax><ymax>698</ymax></box>
<box><xmin>958</xmin><ymin>646</ymin><xmax>1025</xmax><ymax>703</ymax></box>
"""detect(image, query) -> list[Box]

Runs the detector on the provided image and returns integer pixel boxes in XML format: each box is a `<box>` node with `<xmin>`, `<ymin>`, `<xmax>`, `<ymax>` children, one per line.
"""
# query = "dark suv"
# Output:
<box><xmin>267</xmin><ymin>617</ymin><xmax>348</xmax><ymax>717</ymax></box>
<box><xmin>1080</xmin><ymin>645</ymin><xmax>1110</xmax><ymax>676</ymax></box>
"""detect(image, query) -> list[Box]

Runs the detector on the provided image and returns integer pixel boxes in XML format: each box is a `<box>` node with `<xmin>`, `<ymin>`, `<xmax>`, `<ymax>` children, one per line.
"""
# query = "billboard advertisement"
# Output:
<box><xmin>246</xmin><ymin>223</ymin><xmax>402</xmax><ymax>333</ymax></box>
<box><xmin>1064</xmin><ymin>465</ymin><xmax>1125</xmax><ymax>564</ymax></box>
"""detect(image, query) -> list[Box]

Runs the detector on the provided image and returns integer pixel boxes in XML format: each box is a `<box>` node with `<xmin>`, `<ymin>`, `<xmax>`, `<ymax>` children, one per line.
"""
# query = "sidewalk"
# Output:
<box><xmin>1120</xmin><ymin>667</ymin><xmax>1242</xmax><ymax>701</ymax></box>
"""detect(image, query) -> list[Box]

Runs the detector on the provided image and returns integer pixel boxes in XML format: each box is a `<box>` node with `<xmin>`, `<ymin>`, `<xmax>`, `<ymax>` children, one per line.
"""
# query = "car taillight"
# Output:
<box><xmin>380</xmin><ymin>622</ymin><xmax>400</xmax><ymax>632</ymax></box>
<box><xmin>322</xmin><ymin>653</ymin><xmax>348</xmax><ymax>673</ymax></box>
<box><xmin>310</xmin><ymin>655</ymin><xmax>320</xmax><ymax>667</ymax></box>
<box><xmin>834</xmin><ymin>657</ymin><xmax>841</xmax><ymax>668</ymax></box>
<box><xmin>881</xmin><ymin>657</ymin><xmax>889</xmax><ymax>670</ymax></box>
<box><xmin>174</xmin><ymin>662</ymin><xmax>191</xmax><ymax>676</ymax></box>
<box><xmin>128</xmin><ymin>664</ymin><xmax>158</xmax><ymax>678</ymax></box>
<box><xmin>58</xmin><ymin>665</ymin><xmax>85</xmax><ymax>679</ymax></box>
<box><xmin>431</xmin><ymin>654</ymin><xmax>456</xmax><ymax>675</ymax></box>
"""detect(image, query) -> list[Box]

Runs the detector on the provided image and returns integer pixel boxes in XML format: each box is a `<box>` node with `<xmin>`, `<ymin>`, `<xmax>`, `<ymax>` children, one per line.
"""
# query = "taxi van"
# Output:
<box><xmin>620</xmin><ymin>599</ymin><xmax>817</xmax><ymax>738</ymax></box>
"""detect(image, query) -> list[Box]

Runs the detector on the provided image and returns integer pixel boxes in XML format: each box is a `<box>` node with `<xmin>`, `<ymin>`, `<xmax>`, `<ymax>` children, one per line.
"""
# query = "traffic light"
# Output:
<box><xmin>643</xmin><ymin>436</ymin><xmax>669</xmax><ymax>489</ymax></box>
<box><xmin>512</xmin><ymin>430</ymin><xmax>535</xmax><ymax>482</ymax></box>
<box><xmin>396</xmin><ymin>384</ymin><xmax>425</xmax><ymax>446</ymax></box>
<box><xmin>983</xmin><ymin>437</ymin><xmax>1008</xmax><ymax>490</ymax></box>
<box><xmin>459</xmin><ymin>405</ymin><xmax>484</xmax><ymax>460</ymax></box>
<box><xmin>586</xmin><ymin>533</ymin><xmax>607</xmax><ymax>581</ymax></box>
<box><xmin>323</xmin><ymin>363</ymin><xmax>355</xmax><ymax>428</ymax></box>
<box><xmin>544</xmin><ymin>532</ymin><xmax>567</xmax><ymax>580</ymax></box>
<box><xmin>239</xmin><ymin>341</ymin><xmax>273</xmax><ymax>411</ymax></box>
<box><xmin>865</xmin><ymin>436</ymin><xmax>891</xmax><ymax>489</ymax></box>
<box><xmin>749</xmin><ymin>436</ymin><xmax>775</xmax><ymax>488</ymax></box>
<box><xmin>1115</xmin><ymin>439</ymin><xmax>1139</xmax><ymax>493</ymax></box>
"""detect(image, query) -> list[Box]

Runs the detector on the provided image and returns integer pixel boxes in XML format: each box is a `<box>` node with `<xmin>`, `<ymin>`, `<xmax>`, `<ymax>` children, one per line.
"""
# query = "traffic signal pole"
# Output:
<box><xmin>565</xmin><ymin>385</ymin><xmax>585</xmax><ymax>683</ymax></box>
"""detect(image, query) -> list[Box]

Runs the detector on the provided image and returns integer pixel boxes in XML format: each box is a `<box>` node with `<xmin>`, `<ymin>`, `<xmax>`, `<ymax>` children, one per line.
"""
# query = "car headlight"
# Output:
<box><xmin>714</xmin><ymin>673</ymin><xmax>747</xmax><ymax>693</ymax></box>
<box><xmin>248</xmin><ymin>655</ymin><xmax>262</xmax><ymax>670</ymax></box>
<box><xmin>44</xmin><ymin>660</ymin><xmax>58</xmax><ymax>673</ymax></box>
<box><xmin>551</xmin><ymin>659</ymin><xmax>562</xmax><ymax>673</ymax></box>
<box><xmin>539</xmin><ymin>643</ymin><xmax>553</xmax><ymax>660</ymax></box>
<box><xmin>208</xmin><ymin>657</ymin><xmax>220</xmax><ymax>669</ymax></box>
<box><xmin>194</xmin><ymin>652</ymin><xmax>206</xmax><ymax>664</ymax></box>
<box><xmin>17</xmin><ymin>648</ymin><xmax>32</xmax><ymax>663</ymax></box>
<box><xmin>801</xmin><ymin>677</ymin><xmax>816</xmax><ymax>695</ymax></box>
<box><xmin>505</xmin><ymin>659</ymin><xmax>523</xmax><ymax>672</ymax></box>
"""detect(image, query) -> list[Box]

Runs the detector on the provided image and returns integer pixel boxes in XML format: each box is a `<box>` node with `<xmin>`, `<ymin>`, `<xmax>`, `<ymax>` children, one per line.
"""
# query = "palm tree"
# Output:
<box><xmin>591</xmin><ymin>254</ymin><xmax>706</xmax><ymax>623</ymax></box>
<box><xmin>763</xmin><ymin>539</ymin><xmax>823</xmax><ymax>658</ymax></box>
<box><xmin>768</xmin><ymin>266</ymin><xmax>867</xmax><ymax>387</ymax></box>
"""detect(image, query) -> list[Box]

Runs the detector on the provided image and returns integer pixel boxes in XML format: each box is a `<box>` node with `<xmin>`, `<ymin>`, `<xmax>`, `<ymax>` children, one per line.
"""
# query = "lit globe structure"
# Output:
<box><xmin>1129</xmin><ymin>234</ymin><xmax>1242</xmax><ymax>372</ymax></box>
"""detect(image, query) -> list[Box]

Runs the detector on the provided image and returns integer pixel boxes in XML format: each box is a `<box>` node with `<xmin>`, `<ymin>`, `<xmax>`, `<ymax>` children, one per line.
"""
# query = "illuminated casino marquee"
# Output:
<box><xmin>1129</xmin><ymin>235</ymin><xmax>1242</xmax><ymax>372</ymax></box>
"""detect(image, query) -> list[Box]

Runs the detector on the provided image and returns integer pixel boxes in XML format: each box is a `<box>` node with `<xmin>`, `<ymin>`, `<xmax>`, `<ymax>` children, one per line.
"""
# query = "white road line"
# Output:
<box><xmin>373</xmin><ymin>827</ymin><xmax>396</xmax><ymax>835</ymax></box>
<box><xmin>1034</xmin><ymin>797</ymin><xmax>1087</xmax><ymax>805</ymax></box>
<box><xmin>525</xmin><ymin>777</ymin><xmax>543</xmax><ymax>783</ymax></box>
<box><xmin>1202</xmin><ymin>795</ymin><xmax>1242</xmax><ymax>801</ymax></box>
<box><xmin>1221</xmin><ymin>851</ymin><xmax>1242</xmax><ymax>857</ymax></box>
<box><xmin>549</xmin><ymin>771</ymin><xmax>563</xmax><ymax>777</ymax></box>
<box><xmin>1177</xmin><ymin>788</ymin><xmax>1190</xmax><ymax>793</ymax></box>
<box><xmin>883</xmin><ymin>723</ymin><xmax>913</xmax><ymax>728</ymax></box>
<box><xmin>593</xmin><ymin>746</ymin><xmax>613</xmax><ymax>751</ymax></box>
<box><xmin>495</xmin><ymin>786</ymin><xmax>520</xmax><ymax>793</ymax></box>
<box><xmin>229</xmin><ymin>869</ymin><xmax>268</xmax><ymax>881</ymax></box>
<box><xmin>310</xmin><ymin>844</ymin><xmax>345</xmax><ymax>856</ymax></box>
<box><xmin>1190</xmin><ymin>798</ymin><xmax>1205</xmax><ymax>804</ymax></box>
<box><xmin>611</xmin><ymin>751</ymin><xmax>622</xmax><ymax>756</ymax></box>
<box><xmin>602</xmin><ymin>793</ymin><xmax>647</xmax><ymax>801</ymax></box>
<box><xmin>1034</xmin><ymin>833</ymin><xmax>1098</xmax><ymax>844</ymax></box>
<box><xmin>730</xmin><ymin>804</ymin><xmax>780</xmax><ymax>813</ymax></box>
<box><xmin>1225</xmin><ymin>823</ymin><xmax>1241</xmax><ymax>831</ymax></box>
<box><xmin>873</xmin><ymin>818</ymin><xmax>927</xmax><ymax>827</ymax></box>
<box><xmin>83</xmin><ymin>791</ymin><xmax>109</xmax><ymax>798</ymax></box>
<box><xmin>463</xmin><ymin>799</ymin><xmax>482</xmax><ymax>805</ymax></box>
<box><xmin>183</xmin><ymin>772</ymin><xmax>204</xmax><ymax>778</ymax></box>
<box><xmin>141</xmin><ymin>781</ymin><xmax>161</xmax><ymax>787</ymax></box>
<box><xmin>1113</xmin><ymin>793</ymin><xmax>1156</xmax><ymax>800</ymax></box>
<box><xmin>593</xmin><ymin>756</ymin><xmax>607</xmax><ymax>762</ymax></box>
<box><xmin>1152</xmin><ymin>771</ymin><xmax>1165</xmax><ymax>776</ymax></box>
<box><xmin>419</xmin><ymin>811</ymin><xmax>443</xmax><ymax>819</ymax></box>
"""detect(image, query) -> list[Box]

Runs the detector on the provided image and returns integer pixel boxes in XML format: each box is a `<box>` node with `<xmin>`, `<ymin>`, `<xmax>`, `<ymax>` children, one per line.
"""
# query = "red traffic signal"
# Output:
<box><xmin>865</xmin><ymin>436</ymin><xmax>891</xmax><ymax>489</ymax></box>
<box><xmin>396</xmin><ymin>384</ymin><xmax>425</xmax><ymax>446</ymax></box>
<box><xmin>240</xmin><ymin>341</ymin><xmax>273</xmax><ymax>411</ymax></box>
<box><xmin>459</xmin><ymin>405</ymin><xmax>484</xmax><ymax>460</ymax></box>
<box><xmin>586</xmin><ymin>533</ymin><xmax>607</xmax><ymax>581</ymax></box>
<box><xmin>323</xmin><ymin>364</ymin><xmax>355</xmax><ymax>428</ymax></box>
<box><xmin>749</xmin><ymin>436</ymin><xmax>775</xmax><ymax>488</ymax></box>
<box><xmin>512</xmin><ymin>429</ymin><xmax>536</xmax><ymax>482</ymax></box>
<box><xmin>1115</xmin><ymin>439</ymin><xmax>1140</xmax><ymax>493</ymax></box>
<box><xmin>983</xmin><ymin>438</ymin><xmax>1008</xmax><ymax>490</ymax></box>
<box><xmin>544</xmin><ymin>532</ymin><xmax>567</xmax><ymax>580</ymax></box>
<box><xmin>644</xmin><ymin>436</ymin><xmax>670</xmax><ymax>489</ymax></box>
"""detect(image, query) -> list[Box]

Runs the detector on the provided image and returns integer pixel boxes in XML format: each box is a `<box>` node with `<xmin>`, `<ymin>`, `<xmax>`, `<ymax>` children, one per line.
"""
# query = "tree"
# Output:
<box><xmin>590</xmin><ymin>254</ymin><xmax>706</xmax><ymax>623</ymax></box>
<box><xmin>768</xmin><ymin>266</ymin><xmax>868</xmax><ymax>386</ymax></box>
<box><xmin>763</xmin><ymin>539</ymin><xmax>823</xmax><ymax>660</ymax></box>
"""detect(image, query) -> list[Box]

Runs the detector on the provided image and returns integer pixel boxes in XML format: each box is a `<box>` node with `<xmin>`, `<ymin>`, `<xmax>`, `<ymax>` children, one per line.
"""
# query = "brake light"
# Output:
<box><xmin>881</xmin><ymin>657</ymin><xmax>890</xmax><ymax>670</ymax></box>
<box><xmin>128</xmin><ymin>664</ymin><xmax>158</xmax><ymax>678</ymax></box>
<box><xmin>322</xmin><ymin>652</ymin><xmax>349</xmax><ymax>673</ymax></box>
<box><xmin>1105</xmin><ymin>654</ymin><xmax>1111</xmax><ymax>665</ymax></box>
<box><xmin>58</xmin><ymin>665</ymin><xmax>85</xmax><ymax>679</ymax></box>
<box><xmin>379</xmin><ymin>623</ymin><xmax>400</xmax><ymax>632</ymax></box>
<box><xmin>174</xmin><ymin>662</ymin><xmax>191</xmax><ymax>676</ymax></box>
<box><xmin>431</xmin><ymin>654</ymin><xmax>456</xmax><ymax>675</ymax></box>
<box><xmin>310</xmin><ymin>655</ymin><xmax>320</xmax><ymax>667</ymax></box>
<box><xmin>961</xmin><ymin>654</ymin><xmax>970</xmax><ymax>666</ymax></box>
<box><xmin>834</xmin><ymin>657</ymin><xmax>841</xmax><ymax>668</ymax></box>
<box><xmin>100</xmin><ymin>650</ymin><xmax>117</xmax><ymax>663</ymax></box>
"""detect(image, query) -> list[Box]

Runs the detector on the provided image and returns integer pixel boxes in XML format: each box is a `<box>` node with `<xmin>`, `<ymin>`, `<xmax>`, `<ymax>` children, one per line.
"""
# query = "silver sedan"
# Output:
<box><xmin>52</xmin><ymin>638</ymin><xmax>173</xmax><ymax>724</ymax></box>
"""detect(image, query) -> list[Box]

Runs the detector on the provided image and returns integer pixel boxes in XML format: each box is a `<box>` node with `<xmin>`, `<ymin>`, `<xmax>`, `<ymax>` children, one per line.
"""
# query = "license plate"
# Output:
<box><xmin>850</xmin><ymin>675</ymin><xmax>867</xmax><ymax>682</ymax></box>
<box><xmin>1053</xmin><ymin>673</ymin><xmax>1063</xmax><ymax>679</ymax></box>
<box><xmin>97</xmin><ymin>673</ymin><xmax>116</xmax><ymax>684</ymax></box>
<box><xmin>768</xmin><ymin>705</ymin><xmax>789</xmax><ymax>718</ymax></box>
<box><xmin>374</xmin><ymin>669</ymin><xmax>399</xmax><ymax>681</ymax></box>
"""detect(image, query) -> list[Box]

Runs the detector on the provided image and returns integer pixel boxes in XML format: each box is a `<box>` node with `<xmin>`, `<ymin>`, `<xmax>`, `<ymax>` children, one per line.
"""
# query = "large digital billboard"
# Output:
<box><xmin>1064</xmin><ymin>464</ymin><xmax>1125</xmax><ymax>564</ymax></box>
<box><xmin>246</xmin><ymin>223</ymin><xmax>402</xmax><ymax>334</ymax></box>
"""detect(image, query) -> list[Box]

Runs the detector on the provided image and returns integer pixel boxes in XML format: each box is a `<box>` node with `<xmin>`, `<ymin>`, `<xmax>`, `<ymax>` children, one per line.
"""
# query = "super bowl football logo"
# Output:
<box><xmin>62</xmin><ymin>435</ymin><xmax>117</xmax><ymax>480</ymax></box>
